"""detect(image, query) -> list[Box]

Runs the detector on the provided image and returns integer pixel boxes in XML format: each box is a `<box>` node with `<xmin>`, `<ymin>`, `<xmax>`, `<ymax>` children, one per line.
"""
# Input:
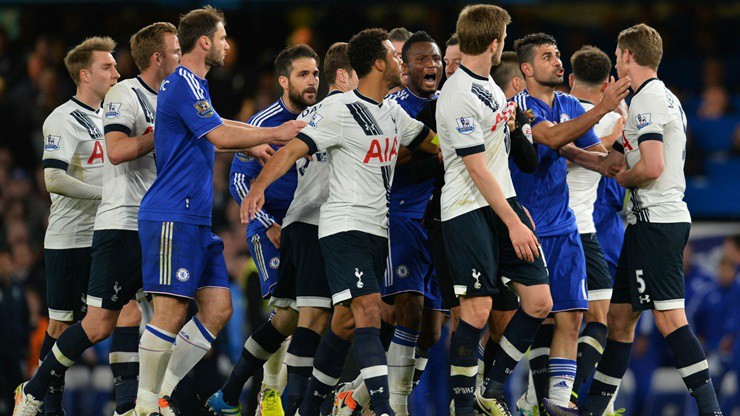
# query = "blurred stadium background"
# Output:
<box><xmin>0</xmin><ymin>1</ymin><xmax>737</xmax><ymax>415</ymax></box>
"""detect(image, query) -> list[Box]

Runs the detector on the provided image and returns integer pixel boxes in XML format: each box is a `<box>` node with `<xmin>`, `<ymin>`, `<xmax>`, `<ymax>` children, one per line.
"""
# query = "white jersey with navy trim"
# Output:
<box><xmin>96</xmin><ymin>77</ymin><xmax>158</xmax><ymax>231</ymax></box>
<box><xmin>295</xmin><ymin>90</ymin><xmax>429</xmax><ymax>239</ymax></box>
<box><xmin>283</xmin><ymin>91</ymin><xmax>344</xmax><ymax>228</ymax></box>
<box><xmin>42</xmin><ymin>98</ymin><xmax>105</xmax><ymax>248</ymax></box>
<box><xmin>619</xmin><ymin>78</ymin><xmax>690</xmax><ymax>224</ymax></box>
<box><xmin>436</xmin><ymin>65</ymin><xmax>516</xmax><ymax>222</ymax></box>
<box><xmin>567</xmin><ymin>102</ymin><xmax>622</xmax><ymax>234</ymax></box>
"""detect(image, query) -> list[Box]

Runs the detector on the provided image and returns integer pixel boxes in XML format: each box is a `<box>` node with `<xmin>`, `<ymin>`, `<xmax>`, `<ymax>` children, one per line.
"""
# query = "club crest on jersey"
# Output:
<box><xmin>456</xmin><ymin>116</ymin><xmax>476</xmax><ymax>134</ymax></box>
<box><xmin>635</xmin><ymin>113</ymin><xmax>652</xmax><ymax>129</ymax></box>
<box><xmin>44</xmin><ymin>135</ymin><xmax>61</xmax><ymax>151</ymax></box>
<box><xmin>105</xmin><ymin>102</ymin><xmax>122</xmax><ymax>118</ymax></box>
<box><xmin>560</xmin><ymin>113</ymin><xmax>571</xmax><ymax>123</ymax></box>
<box><xmin>308</xmin><ymin>113</ymin><xmax>323</xmax><ymax>128</ymax></box>
<box><xmin>194</xmin><ymin>99</ymin><xmax>214</xmax><ymax>118</ymax></box>
<box><xmin>176</xmin><ymin>268</ymin><xmax>190</xmax><ymax>282</ymax></box>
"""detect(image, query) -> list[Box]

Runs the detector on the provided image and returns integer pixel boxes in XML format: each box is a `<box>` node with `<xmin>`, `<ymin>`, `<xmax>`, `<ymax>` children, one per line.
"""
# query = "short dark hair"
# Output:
<box><xmin>446</xmin><ymin>33</ymin><xmax>459</xmax><ymax>47</ymax></box>
<box><xmin>571</xmin><ymin>45</ymin><xmax>612</xmax><ymax>86</ymax></box>
<box><xmin>349</xmin><ymin>28</ymin><xmax>389</xmax><ymax>79</ymax></box>
<box><xmin>274</xmin><ymin>44</ymin><xmax>319</xmax><ymax>79</ymax></box>
<box><xmin>178</xmin><ymin>6</ymin><xmax>225</xmax><ymax>54</ymax></box>
<box><xmin>491</xmin><ymin>51</ymin><xmax>521</xmax><ymax>90</ymax></box>
<box><xmin>513</xmin><ymin>32</ymin><xmax>557</xmax><ymax>68</ymax></box>
<box><xmin>388</xmin><ymin>27</ymin><xmax>412</xmax><ymax>43</ymax></box>
<box><xmin>401</xmin><ymin>31</ymin><xmax>437</xmax><ymax>64</ymax></box>
<box><xmin>324</xmin><ymin>42</ymin><xmax>352</xmax><ymax>85</ymax></box>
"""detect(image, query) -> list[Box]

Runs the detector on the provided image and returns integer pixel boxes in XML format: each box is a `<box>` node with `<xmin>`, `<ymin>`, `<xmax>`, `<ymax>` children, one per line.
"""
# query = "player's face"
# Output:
<box><xmin>161</xmin><ymin>33</ymin><xmax>182</xmax><ymax>77</ymax></box>
<box><xmin>532</xmin><ymin>44</ymin><xmax>563</xmax><ymax>88</ymax></box>
<box><xmin>491</xmin><ymin>29</ymin><xmax>507</xmax><ymax>66</ymax></box>
<box><xmin>392</xmin><ymin>40</ymin><xmax>408</xmax><ymax>87</ymax></box>
<box><xmin>405</xmin><ymin>41</ymin><xmax>442</xmax><ymax>96</ymax></box>
<box><xmin>614</xmin><ymin>46</ymin><xmax>628</xmax><ymax>80</ymax></box>
<box><xmin>444</xmin><ymin>44</ymin><xmax>462</xmax><ymax>79</ymax></box>
<box><xmin>346</xmin><ymin>69</ymin><xmax>359</xmax><ymax>90</ymax></box>
<box><xmin>86</xmin><ymin>51</ymin><xmax>119</xmax><ymax>97</ymax></box>
<box><xmin>206</xmin><ymin>22</ymin><xmax>229</xmax><ymax>69</ymax></box>
<box><xmin>286</xmin><ymin>57</ymin><xmax>319</xmax><ymax>108</ymax></box>
<box><xmin>383</xmin><ymin>40</ymin><xmax>404</xmax><ymax>90</ymax></box>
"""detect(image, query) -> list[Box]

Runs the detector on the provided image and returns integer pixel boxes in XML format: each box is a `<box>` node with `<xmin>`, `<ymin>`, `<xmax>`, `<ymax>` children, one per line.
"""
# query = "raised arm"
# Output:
<box><xmin>206</xmin><ymin>119</ymin><xmax>306</xmax><ymax>150</ymax></box>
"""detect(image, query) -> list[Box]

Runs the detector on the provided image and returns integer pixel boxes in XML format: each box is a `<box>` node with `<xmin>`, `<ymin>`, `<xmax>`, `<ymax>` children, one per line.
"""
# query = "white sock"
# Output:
<box><xmin>548</xmin><ymin>357</ymin><xmax>577</xmax><ymax>406</ymax></box>
<box><xmin>477</xmin><ymin>357</ymin><xmax>485</xmax><ymax>390</ymax></box>
<box><xmin>388</xmin><ymin>326</ymin><xmax>418</xmax><ymax>412</ymax></box>
<box><xmin>262</xmin><ymin>337</ymin><xmax>289</xmax><ymax>391</ymax></box>
<box><xmin>524</xmin><ymin>368</ymin><xmax>537</xmax><ymax>404</ymax></box>
<box><xmin>160</xmin><ymin>317</ymin><xmax>215</xmax><ymax>397</ymax></box>
<box><xmin>137</xmin><ymin>325</ymin><xmax>175</xmax><ymax>410</ymax></box>
<box><xmin>605</xmin><ymin>383</ymin><xmax>619</xmax><ymax>414</ymax></box>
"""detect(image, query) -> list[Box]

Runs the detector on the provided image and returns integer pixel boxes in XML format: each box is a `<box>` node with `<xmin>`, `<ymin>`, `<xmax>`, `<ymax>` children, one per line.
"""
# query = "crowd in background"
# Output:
<box><xmin>0</xmin><ymin>1</ymin><xmax>738</xmax><ymax>415</ymax></box>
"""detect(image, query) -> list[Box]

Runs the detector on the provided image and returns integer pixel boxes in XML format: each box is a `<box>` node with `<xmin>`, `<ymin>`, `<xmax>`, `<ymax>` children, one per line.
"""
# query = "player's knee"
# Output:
<box><xmin>653</xmin><ymin>309</ymin><xmax>688</xmax><ymax>338</ymax></box>
<box><xmin>522</xmin><ymin>294</ymin><xmax>552</xmax><ymax>318</ymax></box>
<box><xmin>47</xmin><ymin>320</ymin><xmax>72</xmax><ymax>338</ymax></box>
<box><xmin>460</xmin><ymin>298</ymin><xmax>491</xmax><ymax>328</ymax></box>
<box><xmin>118</xmin><ymin>304</ymin><xmax>142</xmax><ymax>327</ymax></box>
<box><xmin>352</xmin><ymin>296</ymin><xmax>381</xmax><ymax>327</ymax></box>
<box><xmin>396</xmin><ymin>299</ymin><xmax>423</xmax><ymax>330</ymax></box>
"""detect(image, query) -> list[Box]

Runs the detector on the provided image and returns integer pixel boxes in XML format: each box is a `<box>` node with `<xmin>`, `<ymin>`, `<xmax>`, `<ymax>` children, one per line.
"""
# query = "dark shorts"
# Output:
<box><xmin>441</xmin><ymin>198</ymin><xmax>549</xmax><ymax>299</ymax></box>
<box><xmin>139</xmin><ymin>220</ymin><xmax>229</xmax><ymax>299</ymax></box>
<box><xmin>427</xmin><ymin>217</ymin><xmax>458</xmax><ymax>309</ymax></box>
<box><xmin>612</xmin><ymin>222</ymin><xmax>690</xmax><ymax>311</ymax></box>
<box><xmin>320</xmin><ymin>231</ymin><xmax>388</xmax><ymax>306</ymax></box>
<box><xmin>580</xmin><ymin>233</ymin><xmax>613</xmax><ymax>301</ymax></box>
<box><xmin>273</xmin><ymin>222</ymin><xmax>332</xmax><ymax>310</ymax></box>
<box><xmin>87</xmin><ymin>230</ymin><xmax>145</xmax><ymax>311</ymax></box>
<box><xmin>45</xmin><ymin>247</ymin><xmax>91</xmax><ymax>322</ymax></box>
<box><xmin>382</xmin><ymin>216</ymin><xmax>444</xmax><ymax>311</ymax></box>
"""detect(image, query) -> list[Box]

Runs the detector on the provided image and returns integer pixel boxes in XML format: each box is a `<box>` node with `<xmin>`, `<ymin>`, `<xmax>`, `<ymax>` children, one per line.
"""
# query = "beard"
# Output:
<box><xmin>288</xmin><ymin>83</ymin><xmax>317</xmax><ymax>108</ymax></box>
<box><xmin>384</xmin><ymin>66</ymin><xmax>403</xmax><ymax>90</ymax></box>
<box><xmin>534</xmin><ymin>71</ymin><xmax>563</xmax><ymax>88</ymax></box>
<box><xmin>205</xmin><ymin>47</ymin><xmax>224</xmax><ymax>69</ymax></box>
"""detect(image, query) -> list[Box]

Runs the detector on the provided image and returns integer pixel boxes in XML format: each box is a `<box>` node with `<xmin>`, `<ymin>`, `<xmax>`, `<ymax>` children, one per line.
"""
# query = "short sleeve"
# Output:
<box><xmin>571</xmin><ymin>99</ymin><xmax>601</xmax><ymax>149</ymax></box>
<box><xmin>296</xmin><ymin>101</ymin><xmax>343</xmax><ymax>154</ymax></box>
<box><xmin>631</xmin><ymin>94</ymin><xmax>668</xmax><ymax>144</ymax></box>
<box><xmin>102</xmin><ymin>83</ymin><xmax>137</xmax><ymax>136</ymax></box>
<box><xmin>395</xmin><ymin>105</ymin><xmax>429</xmax><ymax>150</ymax></box>
<box><xmin>42</xmin><ymin>113</ymin><xmax>77</xmax><ymax>170</ymax></box>
<box><xmin>170</xmin><ymin>76</ymin><xmax>223</xmax><ymax>139</ymax></box>
<box><xmin>440</xmin><ymin>92</ymin><xmax>485</xmax><ymax>156</ymax></box>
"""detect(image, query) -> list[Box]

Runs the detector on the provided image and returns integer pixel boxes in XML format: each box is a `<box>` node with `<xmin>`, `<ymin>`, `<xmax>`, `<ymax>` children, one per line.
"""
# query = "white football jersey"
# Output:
<box><xmin>295</xmin><ymin>90</ymin><xmax>428</xmax><ymax>239</ymax></box>
<box><xmin>42</xmin><ymin>98</ymin><xmax>105</xmax><ymax>249</ymax></box>
<box><xmin>436</xmin><ymin>65</ymin><xmax>516</xmax><ymax>222</ymax></box>
<box><xmin>619</xmin><ymin>78</ymin><xmax>691</xmax><ymax>224</ymax></box>
<box><xmin>283</xmin><ymin>91</ymin><xmax>344</xmax><ymax>228</ymax></box>
<box><xmin>96</xmin><ymin>77</ymin><xmax>158</xmax><ymax>231</ymax></box>
<box><xmin>567</xmin><ymin>101</ymin><xmax>622</xmax><ymax>234</ymax></box>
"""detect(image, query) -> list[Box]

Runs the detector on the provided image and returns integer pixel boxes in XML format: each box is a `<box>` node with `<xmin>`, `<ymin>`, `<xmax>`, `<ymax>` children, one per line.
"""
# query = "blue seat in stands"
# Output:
<box><xmin>689</xmin><ymin>117</ymin><xmax>738</xmax><ymax>153</ymax></box>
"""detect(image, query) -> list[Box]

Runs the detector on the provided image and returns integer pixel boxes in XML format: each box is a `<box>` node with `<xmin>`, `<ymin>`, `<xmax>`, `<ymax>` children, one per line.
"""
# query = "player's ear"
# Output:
<box><xmin>278</xmin><ymin>75</ymin><xmax>289</xmax><ymax>91</ymax></box>
<box><xmin>601</xmin><ymin>80</ymin><xmax>608</xmax><ymax>93</ymax></box>
<box><xmin>568</xmin><ymin>74</ymin><xmax>574</xmax><ymax>88</ymax></box>
<box><xmin>374</xmin><ymin>57</ymin><xmax>386</xmax><ymax>73</ymax></box>
<box><xmin>336</xmin><ymin>69</ymin><xmax>346</xmax><ymax>84</ymax></box>
<box><xmin>521</xmin><ymin>62</ymin><xmax>533</xmax><ymax>78</ymax></box>
<box><xmin>402</xmin><ymin>62</ymin><xmax>409</xmax><ymax>76</ymax></box>
<box><xmin>199</xmin><ymin>35</ymin><xmax>210</xmax><ymax>51</ymax></box>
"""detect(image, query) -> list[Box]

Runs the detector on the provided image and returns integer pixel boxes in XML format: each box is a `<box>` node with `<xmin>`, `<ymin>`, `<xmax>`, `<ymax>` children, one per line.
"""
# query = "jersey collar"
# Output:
<box><xmin>327</xmin><ymin>89</ymin><xmax>343</xmax><ymax>97</ymax></box>
<box><xmin>634</xmin><ymin>77</ymin><xmax>658</xmax><ymax>96</ymax></box>
<box><xmin>459</xmin><ymin>64</ymin><xmax>488</xmax><ymax>81</ymax></box>
<box><xmin>136</xmin><ymin>75</ymin><xmax>158</xmax><ymax>95</ymax></box>
<box><xmin>71</xmin><ymin>96</ymin><xmax>100</xmax><ymax>113</ymax></box>
<box><xmin>353</xmin><ymin>89</ymin><xmax>382</xmax><ymax>107</ymax></box>
<box><xmin>278</xmin><ymin>97</ymin><xmax>301</xmax><ymax>115</ymax></box>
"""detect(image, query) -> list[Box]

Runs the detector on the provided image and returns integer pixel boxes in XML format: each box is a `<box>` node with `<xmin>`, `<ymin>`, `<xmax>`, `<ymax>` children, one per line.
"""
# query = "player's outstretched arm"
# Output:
<box><xmin>559</xmin><ymin>144</ymin><xmax>623</xmax><ymax>177</ymax></box>
<box><xmin>206</xmin><ymin>119</ymin><xmax>307</xmax><ymax>150</ymax></box>
<box><xmin>44</xmin><ymin>168</ymin><xmax>102</xmax><ymax>200</ymax></box>
<box><xmin>532</xmin><ymin>76</ymin><xmax>631</xmax><ymax>149</ymax></box>
<box><xmin>241</xmin><ymin>139</ymin><xmax>310</xmax><ymax>224</ymax></box>
<box><xmin>105</xmin><ymin>129</ymin><xmax>154</xmax><ymax>165</ymax></box>
<box><xmin>616</xmin><ymin>139</ymin><xmax>664</xmax><ymax>187</ymax></box>
<box><xmin>462</xmin><ymin>152</ymin><xmax>539</xmax><ymax>262</ymax></box>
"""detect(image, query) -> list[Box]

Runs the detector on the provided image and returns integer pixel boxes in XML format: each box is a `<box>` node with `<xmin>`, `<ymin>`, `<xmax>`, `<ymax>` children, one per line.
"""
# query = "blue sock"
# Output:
<box><xmin>283</xmin><ymin>327</ymin><xmax>321</xmax><ymax>415</ymax></box>
<box><xmin>355</xmin><ymin>327</ymin><xmax>393</xmax><ymax>416</ymax></box>
<box><xmin>110</xmin><ymin>326</ymin><xmax>139</xmax><ymax>414</ymax></box>
<box><xmin>484</xmin><ymin>308</ymin><xmax>544</xmax><ymax>399</ymax></box>
<box><xmin>221</xmin><ymin>321</ymin><xmax>286</xmax><ymax>406</ymax></box>
<box><xmin>581</xmin><ymin>339</ymin><xmax>632</xmax><ymax>416</ymax></box>
<box><xmin>573</xmin><ymin>322</ymin><xmax>607</xmax><ymax>403</ymax></box>
<box><xmin>530</xmin><ymin>322</ymin><xmax>554</xmax><ymax>405</ymax></box>
<box><xmin>450</xmin><ymin>319</ymin><xmax>482</xmax><ymax>416</ymax></box>
<box><xmin>26</xmin><ymin>325</ymin><xmax>93</xmax><ymax>405</ymax></box>
<box><xmin>299</xmin><ymin>329</ymin><xmax>351</xmax><ymax>416</ymax></box>
<box><xmin>665</xmin><ymin>325</ymin><xmax>721</xmax><ymax>416</ymax></box>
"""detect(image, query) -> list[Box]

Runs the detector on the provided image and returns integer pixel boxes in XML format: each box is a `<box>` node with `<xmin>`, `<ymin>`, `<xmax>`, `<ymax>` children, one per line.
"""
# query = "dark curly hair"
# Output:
<box><xmin>274</xmin><ymin>44</ymin><xmax>319</xmax><ymax>79</ymax></box>
<box><xmin>348</xmin><ymin>28</ymin><xmax>390</xmax><ymax>79</ymax></box>
<box><xmin>571</xmin><ymin>45</ymin><xmax>612</xmax><ymax>86</ymax></box>
<box><xmin>401</xmin><ymin>31</ymin><xmax>438</xmax><ymax>64</ymax></box>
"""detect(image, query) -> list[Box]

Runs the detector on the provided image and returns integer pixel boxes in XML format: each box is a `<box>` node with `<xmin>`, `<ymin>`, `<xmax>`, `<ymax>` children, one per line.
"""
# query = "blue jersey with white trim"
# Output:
<box><xmin>510</xmin><ymin>89</ymin><xmax>600</xmax><ymax>237</ymax></box>
<box><xmin>229</xmin><ymin>98</ymin><xmax>299</xmax><ymax>234</ymax></box>
<box><xmin>139</xmin><ymin>66</ymin><xmax>223</xmax><ymax>226</ymax></box>
<box><xmin>387</xmin><ymin>87</ymin><xmax>437</xmax><ymax>218</ymax></box>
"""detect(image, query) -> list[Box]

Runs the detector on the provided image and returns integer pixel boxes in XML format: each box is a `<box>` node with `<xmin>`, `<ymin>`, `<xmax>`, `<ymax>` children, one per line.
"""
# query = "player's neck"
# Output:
<box><xmin>138</xmin><ymin>69</ymin><xmax>162</xmax><ymax>92</ymax></box>
<box><xmin>459</xmin><ymin>54</ymin><xmax>492</xmax><ymax>79</ymax></box>
<box><xmin>74</xmin><ymin>87</ymin><xmax>103</xmax><ymax>110</ymax></box>
<box><xmin>357</xmin><ymin>76</ymin><xmax>389</xmax><ymax>104</ymax></box>
<box><xmin>627</xmin><ymin>67</ymin><xmax>658</xmax><ymax>92</ymax></box>
<box><xmin>281</xmin><ymin>93</ymin><xmax>305</xmax><ymax>114</ymax></box>
<box><xmin>180</xmin><ymin>53</ymin><xmax>209</xmax><ymax>79</ymax></box>
<box><xmin>569</xmin><ymin>84</ymin><xmax>601</xmax><ymax>105</ymax></box>
<box><xmin>407</xmin><ymin>83</ymin><xmax>434</xmax><ymax>100</ymax></box>
<box><xmin>527</xmin><ymin>81</ymin><xmax>556</xmax><ymax>107</ymax></box>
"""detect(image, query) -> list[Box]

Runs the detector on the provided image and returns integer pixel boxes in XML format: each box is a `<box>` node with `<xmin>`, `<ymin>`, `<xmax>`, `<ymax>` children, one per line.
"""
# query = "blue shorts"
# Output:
<box><xmin>595</xmin><ymin>211</ymin><xmax>625</xmax><ymax>278</ymax></box>
<box><xmin>247</xmin><ymin>226</ymin><xmax>281</xmax><ymax>299</ymax></box>
<box><xmin>540</xmin><ymin>231</ymin><xmax>588</xmax><ymax>312</ymax></box>
<box><xmin>139</xmin><ymin>220</ymin><xmax>229</xmax><ymax>299</ymax></box>
<box><xmin>382</xmin><ymin>216</ymin><xmax>443</xmax><ymax>311</ymax></box>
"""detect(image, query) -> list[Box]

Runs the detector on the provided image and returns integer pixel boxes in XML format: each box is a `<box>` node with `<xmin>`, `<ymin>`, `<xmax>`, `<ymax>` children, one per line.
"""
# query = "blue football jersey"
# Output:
<box><xmin>510</xmin><ymin>90</ymin><xmax>600</xmax><ymax>237</ymax></box>
<box><xmin>139</xmin><ymin>66</ymin><xmax>224</xmax><ymax>226</ymax></box>
<box><xmin>229</xmin><ymin>98</ymin><xmax>299</xmax><ymax>234</ymax></box>
<box><xmin>387</xmin><ymin>87</ymin><xmax>437</xmax><ymax>219</ymax></box>
<box><xmin>594</xmin><ymin>176</ymin><xmax>625</xmax><ymax>224</ymax></box>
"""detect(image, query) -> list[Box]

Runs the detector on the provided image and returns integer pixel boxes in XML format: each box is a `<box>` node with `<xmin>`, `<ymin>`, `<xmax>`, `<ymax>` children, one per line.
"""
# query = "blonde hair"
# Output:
<box><xmin>64</xmin><ymin>36</ymin><xmax>116</xmax><ymax>86</ymax></box>
<box><xmin>618</xmin><ymin>24</ymin><xmax>663</xmax><ymax>70</ymax></box>
<box><xmin>130</xmin><ymin>22</ymin><xmax>178</xmax><ymax>72</ymax></box>
<box><xmin>456</xmin><ymin>4</ymin><xmax>511</xmax><ymax>55</ymax></box>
